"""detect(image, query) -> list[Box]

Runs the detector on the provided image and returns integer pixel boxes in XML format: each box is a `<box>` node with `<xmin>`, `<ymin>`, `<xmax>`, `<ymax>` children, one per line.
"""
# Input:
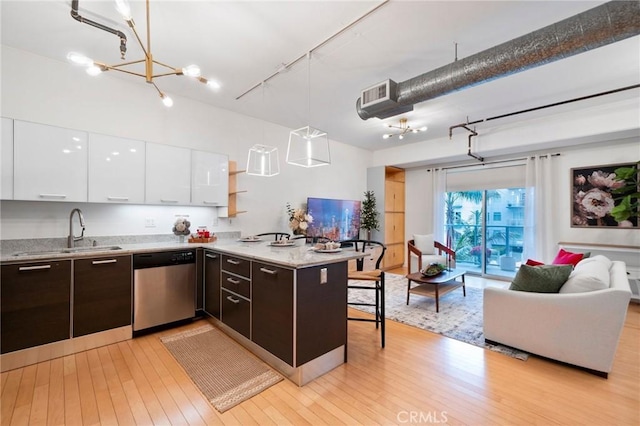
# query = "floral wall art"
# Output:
<box><xmin>571</xmin><ymin>162</ymin><xmax>639</xmax><ymax>229</ymax></box>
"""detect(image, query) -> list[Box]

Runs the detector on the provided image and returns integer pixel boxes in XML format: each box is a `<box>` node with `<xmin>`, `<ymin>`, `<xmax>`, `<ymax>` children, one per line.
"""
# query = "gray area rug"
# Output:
<box><xmin>160</xmin><ymin>324</ymin><xmax>283</xmax><ymax>412</ymax></box>
<box><xmin>348</xmin><ymin>273</ymin><xmax>529</xmax><ymax>360</ymax></box>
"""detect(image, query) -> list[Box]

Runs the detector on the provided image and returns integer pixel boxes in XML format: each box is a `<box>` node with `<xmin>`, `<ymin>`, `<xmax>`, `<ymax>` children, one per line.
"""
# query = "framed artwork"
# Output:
<box><xmin>571</xmin><ymin>162</ymin><xmax>639</xmax><ymax>228</ymax></box>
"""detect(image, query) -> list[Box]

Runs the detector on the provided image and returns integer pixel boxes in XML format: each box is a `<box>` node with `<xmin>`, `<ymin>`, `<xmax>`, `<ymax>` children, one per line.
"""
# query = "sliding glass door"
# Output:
<box><xmin>444</xmin><ymin>188</ymin><xmax>525</xmax><ymax>279</ymax></box>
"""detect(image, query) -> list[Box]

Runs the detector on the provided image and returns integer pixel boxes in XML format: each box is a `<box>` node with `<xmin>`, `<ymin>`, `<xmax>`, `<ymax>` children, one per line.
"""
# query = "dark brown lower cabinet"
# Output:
<box><xmin>203</xmin><ymin>250</ymin><xmax>221</xmax><ymax>318</ymax></box>
<box><xmin>221</xmin><ymin>288</ymin><xmax>250</xmax><ymax>338</ymax></box>
<box><xmin>73</xmin><ymin>255</ymin><xmax>132</xmax><ymax>337</ymax></box>
<box><xmin>252</xmin><ymin>262</ymin><xmax>294</xmax><ymax>365</ymax></box>
<box><xmin>296</xmin><ymin>263</ymin><xmax>348</xmax><ymax>366</ymax></box>
<box><xmin>1</xmin><ymin>260</ymin><xmax>71</xmax><ymax>354</ymax></box>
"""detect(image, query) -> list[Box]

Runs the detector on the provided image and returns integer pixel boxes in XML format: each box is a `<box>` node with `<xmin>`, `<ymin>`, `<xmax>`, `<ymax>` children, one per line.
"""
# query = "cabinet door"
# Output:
<box><xmin>88</xmin><ymin>134</ymin><xmax>145</xmax><ymax>203</ymax></box>
<box><xmin>145</xmin><ymin>143</ymin><xmax>191</xmax><ymax>204</ymax></box>
<box><xmin>252</xmin><ymin>262</ymin><xmax>294</xmax><ymax>365</ymax></box>
<box><xmin>296</xmin><ymin>262</ymin><xmax>347</xmax><ymax>366</ymax></box>
<box><xmin>221</xmin><ymin>289</ymin><xmax>250</xmax><ymax>339</ymax></box>
<box><xmin>384</xmin><ymin>212</ymin><xmax>405</xmax><ymax>244</ymax></box>
<box><xmin>1</xmin><ymin>260</ymin><xmax>71</xmax><ymax>354</ymax></box>
<box><xmin>73</xmin><ymin>255</ymin><xmax>132</xmax><ymax>337</ymax></box>
<box><xmin>384</xmin><ymin>180</ymin><xmax>404</xmax><ymax>212</ymax></box>
<box><xmin>383</xmin><ymin>243</ymin><xmax>404</xmax><ymax>269</ymax></box>
<box><xmin>13</xmin><ymin>121</ymin><xmax>88</xmax><ymax>202</ymax></box>
<box><xmin>203</xmin><ymin>250</ymin><xmax>221</xmax><ymax>318</ymax></box>
<box><xmin>1</xmin><ymin>117</ymin><xmax>13</xmax><ymax>199</ymax></box>
<box><xmin>191</xmin><ymin>150</ymin><xmax>229</xmax><ymax>207</ymax></box>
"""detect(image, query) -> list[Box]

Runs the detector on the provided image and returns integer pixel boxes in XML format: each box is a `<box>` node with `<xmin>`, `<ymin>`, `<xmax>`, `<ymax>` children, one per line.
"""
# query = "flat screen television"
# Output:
<box><xmin>306</xmin><ymin>197</ymin><xmax>362</xmax><ymax>241</ymax></box>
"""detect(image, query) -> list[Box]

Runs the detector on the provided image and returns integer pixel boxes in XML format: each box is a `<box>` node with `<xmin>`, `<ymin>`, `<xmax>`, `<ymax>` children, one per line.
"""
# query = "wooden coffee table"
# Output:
<box><xmin>406</xmin><ymin>269</ymin><xmax>466</xmax><ymax>313</ymax></box>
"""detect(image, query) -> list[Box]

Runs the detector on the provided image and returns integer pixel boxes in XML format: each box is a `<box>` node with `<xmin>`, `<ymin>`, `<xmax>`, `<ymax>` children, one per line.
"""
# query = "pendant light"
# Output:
<box><xmin>247</xmin><ymin>83</ymin><xmax>280</xmax><ymax>177</ymax></box>
<box><xmin>286</xmin><ymin>52</ymin><xmax>330</xmax><ymax>168</ymax></box>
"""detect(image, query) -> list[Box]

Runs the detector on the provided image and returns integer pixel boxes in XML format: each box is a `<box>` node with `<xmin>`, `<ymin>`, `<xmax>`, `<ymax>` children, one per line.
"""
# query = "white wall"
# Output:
<box><xmin>0</xmin><ymin>46</ymin><xmax>372</xmax><ymax>240</ymax></box>
<box><xmin>405</xmin><ymin>138</ymin><xmax>640</xmax><ymax>264</ymax></box>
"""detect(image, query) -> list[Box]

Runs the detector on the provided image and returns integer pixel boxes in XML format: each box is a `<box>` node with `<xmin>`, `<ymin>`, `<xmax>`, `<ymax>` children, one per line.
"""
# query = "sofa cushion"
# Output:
<box><xmin>560</xmin><ymin>255</ymin><xmax>611</xmax><ymax>294</ymax></box>
<box><xmin>525</xmin><ymin>258</ymin><xmax>545</xmax><ymax>266</ymax></box>
<box><xmin>413</xmin><ymin>234</ymin><xmax>434</xmax><ymax>255</ymax></box>
<box><xmin>509</xmin><ymin>264</ymin><xmax>573</xmax><ymax>293</ymax></box>
<box><xmin>552</xmin><ymin>248</ymin><xmax>584</xmax><ymax>266</ymax></box>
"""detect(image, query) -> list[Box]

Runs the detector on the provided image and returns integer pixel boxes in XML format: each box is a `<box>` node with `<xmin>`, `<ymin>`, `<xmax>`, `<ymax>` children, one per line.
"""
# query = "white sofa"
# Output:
<box><xmin>483</xmin><ymin>257</ymin><xmax>631</xmax><ymax>377</ymax></box>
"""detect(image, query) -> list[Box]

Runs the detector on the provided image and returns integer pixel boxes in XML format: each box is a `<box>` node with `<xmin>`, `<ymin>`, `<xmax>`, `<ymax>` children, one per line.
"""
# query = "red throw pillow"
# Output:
<box><xmin>552</xmin><ymin>248</ymin><xmax>583</xmax><ymax>267</ymax></box>
<box><xmin>525</xmin><ymin>259</ymin><xmax>545</xmax><ymax>266</ymax></box>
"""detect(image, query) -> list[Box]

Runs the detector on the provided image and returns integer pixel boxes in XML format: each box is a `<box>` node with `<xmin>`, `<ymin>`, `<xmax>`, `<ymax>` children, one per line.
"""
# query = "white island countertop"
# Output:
<box><xmin>1</xmin><ymin>238</ymin><xmax>366</xmax><ymax>268</ymax></box>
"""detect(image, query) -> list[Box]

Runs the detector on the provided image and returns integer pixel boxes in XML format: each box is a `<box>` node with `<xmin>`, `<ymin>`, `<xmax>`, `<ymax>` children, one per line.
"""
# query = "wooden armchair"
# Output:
<box><xmin>407</xmin><ymin>235</ymin><xmax>456</xmax><ymax>274</ymax></box>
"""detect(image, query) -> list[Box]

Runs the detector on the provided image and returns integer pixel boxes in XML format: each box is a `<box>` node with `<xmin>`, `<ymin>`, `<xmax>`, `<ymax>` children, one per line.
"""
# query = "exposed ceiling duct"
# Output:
<box><xmin>356</xmin><ymin>1</ymin><xmax>640</xmax><ymax>120</ymax></box>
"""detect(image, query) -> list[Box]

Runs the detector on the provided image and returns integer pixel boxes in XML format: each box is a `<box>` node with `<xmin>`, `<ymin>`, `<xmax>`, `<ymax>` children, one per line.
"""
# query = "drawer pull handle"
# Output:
<box><xmin>226</xmin><ymin>277</ymin><xmax>241</xmax><ymax>285</ymax></box>
<box><xmin>107</xmin><ymin>196</ymin><xmax>129</xmax><ymax>201</ymax></box>
<box><xmin>203</xmin><ymin>201</ymin><xmax>219</xmax><ymax>205</ymax></box>
<box><xmin>19</xmin><ymin>265</ymin><xmax>52</xmax><ymax>271</ymax></box>
<box><xmin>160</xmin><ymin>199</ymin><xmax>178</xmax><ymax>203</ymax></box>
<box><xmin>260</xmin><ymin>267</ymin><xmax>277</xmax><ymax>275</ymax></box>
<box><xmin>39</xmin><ymin>193</ymin><xmax>67</xmax><ymax>199</ymax></box>
<box><xmin>92</xmin><ymin>259</ymin><xmax>117</xmax><ymax>265</ymax></box>
<box><xmin>226</xmin><ymin>259</ymin><xmax>240</xmax><ymax>265</ymax></box>
<box><xmin>226</xmin><ymin>295</ymin><xmax>240</xmax><ymax>304</ymax></box>
<box><xmin>205</xmin><ymin>253</ymin><xmax>218</xmax><ymax>259</ymax></box>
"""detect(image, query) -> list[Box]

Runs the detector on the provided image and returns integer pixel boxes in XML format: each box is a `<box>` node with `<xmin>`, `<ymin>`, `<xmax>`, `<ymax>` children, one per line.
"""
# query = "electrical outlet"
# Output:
<box><xmin>212</xmin><ymin>217</ymin><xmax>219</xmax><ymax>226</ymax></box>
<box><xmin>145</xmin><ymin>217</ymin><xmax>156</xmax><ymax>228</ymax></box>
<box><xmin>320</xmin><ymin>268</ymin><xmax>328</xmax><ymax>284</ymax></box>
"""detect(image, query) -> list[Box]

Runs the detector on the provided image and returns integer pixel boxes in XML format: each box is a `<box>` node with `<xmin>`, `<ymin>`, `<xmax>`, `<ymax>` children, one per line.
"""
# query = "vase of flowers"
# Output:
<box><xmin>286</xmin><ymin>202</ymin><xmax>313</xmax><ymax>235</ymax></box>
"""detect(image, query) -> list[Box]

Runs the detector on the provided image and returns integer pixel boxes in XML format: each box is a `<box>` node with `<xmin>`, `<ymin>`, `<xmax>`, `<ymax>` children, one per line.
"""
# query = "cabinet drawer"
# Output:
<box><xmin>221</xmin><ymin>254</ymin><xmax>251</xmax><ymax>278</ymax></box>
<box><xmin>221</xmin><ymin>289</ymin><xmax>250</xmax><ymax>339</ymax></box>
<box><xmin>221</xmin><ymin>272</ymin><xmax>251</xmax><ymax>299</ymax></box>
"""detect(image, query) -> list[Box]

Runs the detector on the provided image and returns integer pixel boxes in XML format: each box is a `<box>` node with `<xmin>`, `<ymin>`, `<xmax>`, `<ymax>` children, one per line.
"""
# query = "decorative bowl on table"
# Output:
<box><xmin>421</xmin><ymin>263</ymin><xmax>446</xmax><ymax>277</ymax></box>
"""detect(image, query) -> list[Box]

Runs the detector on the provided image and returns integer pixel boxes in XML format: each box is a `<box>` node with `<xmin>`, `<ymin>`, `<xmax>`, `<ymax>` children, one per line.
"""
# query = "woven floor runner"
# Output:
<box><xmin>161</xmin><ymin>323</ymin><xmax>283</xmax><ymax>412</ymax></box>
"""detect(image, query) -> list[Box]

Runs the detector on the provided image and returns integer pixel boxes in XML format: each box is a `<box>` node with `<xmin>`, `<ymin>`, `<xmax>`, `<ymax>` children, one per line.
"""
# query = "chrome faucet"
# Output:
<box><xmin>68</xmin><ymin>208</ymin><xmax>86</xmax><ymax>248</ymax></box>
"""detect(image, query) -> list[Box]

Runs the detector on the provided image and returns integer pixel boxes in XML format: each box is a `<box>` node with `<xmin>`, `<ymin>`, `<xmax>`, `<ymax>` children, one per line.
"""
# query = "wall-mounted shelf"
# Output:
<box><xmin>227</xmin><ymin>161</ymin><xmax>246</xmax><ymax>217</ymax></box>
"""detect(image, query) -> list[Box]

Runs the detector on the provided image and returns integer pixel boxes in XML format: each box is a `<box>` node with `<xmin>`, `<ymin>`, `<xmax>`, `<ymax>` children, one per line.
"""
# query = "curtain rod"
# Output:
<box><xmin>427</xmin><ymin>153</ymin><xmax>561</xmax><ymax>172</ymax></box>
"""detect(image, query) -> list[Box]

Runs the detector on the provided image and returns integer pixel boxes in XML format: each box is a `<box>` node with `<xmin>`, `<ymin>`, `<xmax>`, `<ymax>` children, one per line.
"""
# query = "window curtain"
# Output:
<box><xmin>523</xmin><ymin>154</ymin><xmax>555</xmax><ymax>262</ymax></box>
<box><xmin>432</xmin><ymin>168</ymin><xmax>446</xmax><ymax>244</ymax></box>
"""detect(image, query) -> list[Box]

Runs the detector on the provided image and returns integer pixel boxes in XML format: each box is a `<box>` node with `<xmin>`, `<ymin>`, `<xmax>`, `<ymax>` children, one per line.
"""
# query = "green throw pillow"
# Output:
<box><xmin>509</xmin><ymin>264</ymin><xmax>573</xmax><ymax>293</ymax></box>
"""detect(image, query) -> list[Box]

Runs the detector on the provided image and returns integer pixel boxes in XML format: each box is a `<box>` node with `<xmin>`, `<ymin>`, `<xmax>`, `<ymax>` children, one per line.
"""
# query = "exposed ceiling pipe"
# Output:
<box><xmin>71</xmin><ymin>0</ymin><xmax>128</xmax><ymax>59</ymax></box>
<box><xmin>356</xmin><ymin>1</ymin><xmax>640</xmax><ymax>120</ymax></box>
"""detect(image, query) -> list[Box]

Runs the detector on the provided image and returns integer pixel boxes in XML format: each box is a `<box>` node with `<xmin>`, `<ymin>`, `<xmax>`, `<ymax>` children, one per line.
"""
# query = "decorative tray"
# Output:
<box><xmin>313</xmin><ymin>248</ymin><xmax>342</xmax><ymax>253</ymax></box>
<box><xmin>269</xmin><ymin>241</ymin><xmax>296</xmax><ymax>247</ymax></box>
<box><xmin>421</xmin><ymin>263</ymin><xmax>446</xmax><ymax>277</ymax></box>
<box><xmin>238</xmin><ymin>237</ymin><xmax>261</xmax><ymax>242</ymax></box>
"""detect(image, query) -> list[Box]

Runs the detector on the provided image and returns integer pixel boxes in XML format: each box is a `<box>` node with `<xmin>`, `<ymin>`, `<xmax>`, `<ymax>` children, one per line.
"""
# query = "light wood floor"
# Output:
<box><xmin>2</xmin><ymin>275</ymin><xmax>639</xmax><ymax>425</ymax></box>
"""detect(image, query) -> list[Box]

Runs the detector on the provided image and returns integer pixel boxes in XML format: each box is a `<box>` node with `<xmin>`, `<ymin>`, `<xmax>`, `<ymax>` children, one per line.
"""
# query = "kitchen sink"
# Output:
<box><xmin>12</xmin><ymin>246</ymin><xmax>122</xmax><ymax>256</ymax></box>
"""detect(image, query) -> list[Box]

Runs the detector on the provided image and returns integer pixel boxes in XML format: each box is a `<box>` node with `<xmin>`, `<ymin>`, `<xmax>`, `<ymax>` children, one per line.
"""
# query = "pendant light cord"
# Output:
<box><xmin>307</xmin><ymin>51</ymin><xmax>311</xmax><ymax>125</ymax></box>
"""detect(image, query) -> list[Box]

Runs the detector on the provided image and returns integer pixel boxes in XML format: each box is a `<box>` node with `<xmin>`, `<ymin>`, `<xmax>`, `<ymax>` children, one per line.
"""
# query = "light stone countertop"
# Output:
<box><xmin>1</xmin><ymin>238</ymin><xmax>366</xmax><ymax>268</ymax></box>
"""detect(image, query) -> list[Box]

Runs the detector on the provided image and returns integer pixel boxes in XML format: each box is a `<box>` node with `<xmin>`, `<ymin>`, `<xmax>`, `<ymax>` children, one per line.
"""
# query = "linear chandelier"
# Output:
<box><xmin>67</xmin><ymin>0</ymin><xmax>219</xmax><ymax>107</ymax></box>
<box><xmin>382</xmin><ymin>118</ymin><xmax>427</xmax><ymax>140</ymax></box>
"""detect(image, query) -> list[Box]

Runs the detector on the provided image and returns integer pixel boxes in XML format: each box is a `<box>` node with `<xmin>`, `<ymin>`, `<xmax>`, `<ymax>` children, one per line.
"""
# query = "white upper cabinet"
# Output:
<box><xmin>13</xmin><ymin>120</ymin><xmax>88</xmax><ymax>202</ymax></box>
<box><xmin>88</xmin><ymin>133</ymin><xmax>145</xmax><ymax>203</ymax></box>
<box><xmin>191</xmin><ymin>150</ymin><xmax>229</xmax><ymax>207</ymax></box>
<box><xmin>145</xmin><ymin>143</ymin><xmax>191</xmax><ymax>205</ymax></box>
<box><xmin>1</xmin><ymin>117</ymin><xmax>13</xmax><ymax>200</ymax></box>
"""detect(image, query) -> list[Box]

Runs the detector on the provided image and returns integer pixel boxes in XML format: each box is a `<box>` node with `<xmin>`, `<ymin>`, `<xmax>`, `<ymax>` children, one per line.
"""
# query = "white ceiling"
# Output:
<box><xmin>2</xmin><ymin>0</ymin><xmax>639</xmax><ymax>151</ymax></box>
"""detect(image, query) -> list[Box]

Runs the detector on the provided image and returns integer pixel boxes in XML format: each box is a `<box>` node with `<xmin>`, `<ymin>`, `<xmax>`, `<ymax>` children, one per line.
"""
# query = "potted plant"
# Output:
<box><xmin>360</xmin><ymin>190</ymin><xmax>380</xmax><ymax>241</ymax></box>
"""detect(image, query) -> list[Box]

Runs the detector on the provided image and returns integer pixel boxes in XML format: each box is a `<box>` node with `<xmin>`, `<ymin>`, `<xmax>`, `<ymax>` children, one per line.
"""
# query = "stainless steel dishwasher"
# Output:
<box><xmin>133</xmin><ymin>250</ymin><xmax>196</xmax><ymax>333</ymax></box>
